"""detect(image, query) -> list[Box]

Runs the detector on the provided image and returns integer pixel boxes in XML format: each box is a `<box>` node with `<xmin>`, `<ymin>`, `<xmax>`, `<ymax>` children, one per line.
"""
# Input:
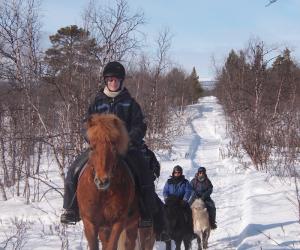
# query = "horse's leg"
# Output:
<box><xmin>165</xmin><ymin>240</ymin><xmax>171</xmax><ymax>250</ymax></box>
<box><xmin>106</xmin><ymin>221</ymin><xmax>124</xmax><ymax>250</ymax></box>
<box><xmin>203</xmin><ymin>230</ymin><xmax>210</xmax><ymax>249</ymax></box>
<box><xmin>183</xmin><ymin>237</ymin><xmax>191</xmax><ymax>250</ymax></box>
<box><xmin>82</xmin><ymin>219</ymin><xmax>99</xmax><ymax>250</ymax></box>
<box><xmin>196</xmin><ymin>235</ymin><xmax>202</xmax><ymax>250</ymax></box>
<box><xmin>99</xmin><ymin>228</ymin><xmax>110</xmax><ymax>250</ymax></box>
<box><xmin>124</xmin><ymin>219</ymin><xmax>138</xmax><ymax>250</ymax></box>
<box><xmin>175</xmin><ymin>239</ymin><xmax>182</xmax><ymax>250</ymax></box>
<box><xmin>138</xmin><ymin>227</ymin><xmax>155</xmax><ymax>250</ymax></box>
<box><xmin>201</xmin><ymin>231</ymin><xmax>205</xmax><ymax>250</ymax></box>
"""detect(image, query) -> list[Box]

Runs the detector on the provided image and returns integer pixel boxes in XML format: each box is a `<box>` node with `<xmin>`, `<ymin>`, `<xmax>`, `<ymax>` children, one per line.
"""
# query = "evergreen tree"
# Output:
<box><xmin>43</xmin><ymin>25</ymin><xmax>101</xmax><ymax>155</ymax></box>
<box><xmin>187</xmin><ymin>67</ymin><xmax>203</xmax><ymax>102</ymax></box>
<box><xmin>44</xmin><ymin>25</ymin><xmax>100</xmax><ymax>102</ymax></box>
<box><xmin>44</xmin><ymin>25</ymin><xmax>100</xmax><ymax>77</ymax></box>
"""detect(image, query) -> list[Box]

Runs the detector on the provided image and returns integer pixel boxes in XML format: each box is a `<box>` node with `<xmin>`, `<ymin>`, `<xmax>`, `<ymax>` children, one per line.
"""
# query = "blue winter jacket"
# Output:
<box><xmin>163</xmin><ymin>175</ymin><xmax>192</xmax><ymax>202</ymax></box>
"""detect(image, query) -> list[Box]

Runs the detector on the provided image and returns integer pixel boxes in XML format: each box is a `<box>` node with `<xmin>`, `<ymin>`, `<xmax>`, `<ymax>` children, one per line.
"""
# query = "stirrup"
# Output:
<box><xmin>60</xmin><ymin>210</ymin><xmax>80</xmax><ymax>225</ymax></box>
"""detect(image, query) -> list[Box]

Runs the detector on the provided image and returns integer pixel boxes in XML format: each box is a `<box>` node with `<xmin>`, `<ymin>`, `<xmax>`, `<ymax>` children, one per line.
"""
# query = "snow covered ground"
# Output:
<box><xmin>0</xmin><ymin>96</ymin><xmax>299</xmax><ymax>249</ymax></box>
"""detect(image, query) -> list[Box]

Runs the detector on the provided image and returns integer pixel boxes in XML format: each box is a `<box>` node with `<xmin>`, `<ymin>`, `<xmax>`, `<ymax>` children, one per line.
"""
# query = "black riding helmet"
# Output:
<box><xmin>103</xmin><ymin>61</ymin><xmax>126</xmax><ymax>79</ymax></box>
<box><xmin>172</xmin><ymin>165</ymin><xmax>183</xmax><ymax>176</ymax></box>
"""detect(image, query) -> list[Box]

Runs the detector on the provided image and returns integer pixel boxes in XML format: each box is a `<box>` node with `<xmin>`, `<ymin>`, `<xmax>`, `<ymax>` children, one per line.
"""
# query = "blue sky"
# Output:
<box><xmin>41</xmin><ymin>0</ymin><xmax>300</xmax><ymax>79</ymax></box>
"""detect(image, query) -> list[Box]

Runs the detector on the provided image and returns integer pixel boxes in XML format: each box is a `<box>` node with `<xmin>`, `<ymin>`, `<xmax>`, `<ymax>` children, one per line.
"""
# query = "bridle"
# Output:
<box><xmin>90</xmin><ymin>141</ymin><xmax>118</xmax><ymax>190</ymax></box>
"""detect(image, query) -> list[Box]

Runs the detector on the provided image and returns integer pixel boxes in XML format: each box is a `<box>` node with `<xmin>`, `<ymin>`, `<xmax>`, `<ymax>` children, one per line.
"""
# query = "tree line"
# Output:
<box><xmin>0</xmin><ymin>0</ymin><xmax>203</xmax><ymax>201</ymax></box>
<box><xmin>215</xmin><ymin>39</ymin><xmax>300</xmax><ymax>219</ymax></box>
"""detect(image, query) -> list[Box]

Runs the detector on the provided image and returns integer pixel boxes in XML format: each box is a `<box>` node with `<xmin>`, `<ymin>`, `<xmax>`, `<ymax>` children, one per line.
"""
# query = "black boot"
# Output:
<box><xmin>60</xmin><ymin>209</ymin><xmax>80</xmax><ymax>225</ymax></box>
<box><xmin>61</xmin><ymin>149</ymin><xmax>89</xmax><ymax>225</ymax></box>
<box><xmin>125</xmin><ymin>148</ymin><xmax>159</xmax><ymax>228</ymax></box>
<box><xmin>208</xmin><ymin>205</ymin><xmax>217</xmax><ymax>230</ymax></box>
<box><xmin>138</xmin><ymin>196</ymin><xmax>153</xmax><ymax>228</ymax></box>
<box><xmin>139</xmin><ymin>185</ymin><xmax>159</xmax><ymax>228</ymax></box>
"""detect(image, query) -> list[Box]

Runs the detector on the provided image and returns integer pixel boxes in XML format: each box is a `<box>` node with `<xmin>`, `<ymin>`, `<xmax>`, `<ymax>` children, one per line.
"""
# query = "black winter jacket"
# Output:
<box><xmin>87</xmin><ymin>88</ymin><xmax>147</xmax><ymax>146</ymax></box>
<box><xmin>190</xmin><ymin>176</ymin><xmax>213</xmax><ymax>201</ymax></box>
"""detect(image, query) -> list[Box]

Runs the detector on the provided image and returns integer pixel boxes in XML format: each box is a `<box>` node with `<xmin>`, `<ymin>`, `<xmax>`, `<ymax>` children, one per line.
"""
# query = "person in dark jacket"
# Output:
<box><xmin>189</xmin><ymin>166</ymin><xmax>217</xmax><ymax>229</ymax></box>
<box><xmin>141</xmin><ymin>142</ymin><xmax>160</xmax><ymax>181</ymax></box>
<box><xmin>60</xmin><ymin>61</ymin><xmax>159</xmax><ymax>227</ymax></box>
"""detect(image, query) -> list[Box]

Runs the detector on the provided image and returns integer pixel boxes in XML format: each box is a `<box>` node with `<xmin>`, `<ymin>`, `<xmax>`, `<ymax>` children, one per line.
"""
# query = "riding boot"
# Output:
<box><xmin>207</xmin><ymin>203</ymin><xmax>217</xmax><ymax>230</ymax></box>
<box><xmin>61</xmin><ymin>149</ymin><xmax>90</xmax><ymax>225</ymax></box>
<box><xmin>125</xmin><ymin>148</ymin><xmax>159</xmax><ymax>227</ymax></box>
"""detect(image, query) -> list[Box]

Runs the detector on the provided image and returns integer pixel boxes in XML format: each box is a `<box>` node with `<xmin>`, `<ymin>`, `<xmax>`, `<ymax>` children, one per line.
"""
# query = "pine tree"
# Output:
<box><xmin>44</xmin><ymin>25</ymin><xmax>100</xmax><ymax>76</ymax></box>
<box><xmin>43</xmin><ymin>25</ymin><xmax>101</xmax><ymax>157</ymax></box>
<box><xmin>187</xmin><ymin>67</ymin><xmax>203</xmax><ymax>103</ymax></box>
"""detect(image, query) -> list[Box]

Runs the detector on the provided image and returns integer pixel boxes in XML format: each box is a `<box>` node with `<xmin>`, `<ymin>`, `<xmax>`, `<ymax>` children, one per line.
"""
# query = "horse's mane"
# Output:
<box><xmin>191</xmin><ymin>198</ymin><xmax>206</xmax><ymax>209</ymax></box>
<box><xmin>86</xmin><ymin>114</ymin><xmax>129</xmax><ymax>155</ymax></box>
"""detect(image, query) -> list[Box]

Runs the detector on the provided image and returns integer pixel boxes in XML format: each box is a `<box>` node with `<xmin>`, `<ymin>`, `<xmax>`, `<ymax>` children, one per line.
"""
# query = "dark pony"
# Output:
<box><xmin>77</xmin><ymin>114</ymin><xmax>154</xmax><ymax>250</ymax></box>
<box><xmin>164</xmin><ymin>197</ymin><xmax>194</xmax><ymax>250</ymax></box>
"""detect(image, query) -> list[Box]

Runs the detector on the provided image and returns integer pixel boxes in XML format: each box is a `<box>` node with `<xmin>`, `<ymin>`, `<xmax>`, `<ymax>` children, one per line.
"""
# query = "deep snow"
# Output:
<box><xmin>0</xmin><ymin>96</ymin><xmax>299</xmax><ymax>249</ymax></box>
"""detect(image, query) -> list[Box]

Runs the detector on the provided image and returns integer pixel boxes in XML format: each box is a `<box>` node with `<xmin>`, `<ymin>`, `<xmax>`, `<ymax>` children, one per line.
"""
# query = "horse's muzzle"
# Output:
<box><xmin>94</xmin><ymin>176</ymin><xmax>110</xmax><ymax>190</ymax></box>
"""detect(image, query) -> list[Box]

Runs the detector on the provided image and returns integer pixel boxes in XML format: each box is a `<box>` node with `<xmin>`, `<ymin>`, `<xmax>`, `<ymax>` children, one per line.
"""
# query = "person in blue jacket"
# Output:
<box><xmin>189</xmin><ymin>166</ymin><xmax>217</xmax><ymax>229</ymax></box>
<box><xmin>163</xmin><ymin>165</ymin><xmax>192</xmax><ymax>203</ymax></box>
<box><xmin>163</xmin><ymin>165</ymin><xmax>193</xmax><ymax>230</ymax></box>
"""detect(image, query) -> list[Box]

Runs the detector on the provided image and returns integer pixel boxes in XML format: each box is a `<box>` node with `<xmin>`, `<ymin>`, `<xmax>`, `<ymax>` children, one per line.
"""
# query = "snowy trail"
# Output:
<box><xmin>155</xmin><ymin>96</ymin><xmax>300</xmax><ymax>250</ymax></box>
<box><xmin>189</xmin><ymin>97</ymin><xmax>247</xmax><ymax>249</ymax></box>
<box><xmin>185</xmin><ymin>97</ymin><xmax>248</xmax><ymax>249</ymax></box>
<box><xmin>155</xmin><ymin>96</ymin><xmax>245</xmax><ymax>249</ymax></box>
<box><xmin>0</xmin><ymin>96</ymin><xmax>299</xmax><ymax>249</ymax></box>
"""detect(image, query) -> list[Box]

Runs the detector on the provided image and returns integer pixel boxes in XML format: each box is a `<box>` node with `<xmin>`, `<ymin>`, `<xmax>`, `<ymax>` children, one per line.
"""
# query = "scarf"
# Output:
<box><xmin>103</xmin><ymin>86</ymin><xmax>123</xmax><ymax>98</ymax></box>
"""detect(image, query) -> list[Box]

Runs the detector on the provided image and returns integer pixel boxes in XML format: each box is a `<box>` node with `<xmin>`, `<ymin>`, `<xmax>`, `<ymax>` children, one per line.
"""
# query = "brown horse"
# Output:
<box><xmin>77</xmin><ymin>114</ymin><xmax>151</xmax><ymax>250</ymax></box>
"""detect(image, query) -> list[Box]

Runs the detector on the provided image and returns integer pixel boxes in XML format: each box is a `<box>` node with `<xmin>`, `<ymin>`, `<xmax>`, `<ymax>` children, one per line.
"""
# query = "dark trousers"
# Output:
<box><xmin>63</xmin><ymin>149</ymin><xmax>90</xmax><ymax>210</ymax></box>
<box><xmin>63</xmin><ymin>147</ymin><xmax>158</xmax><ymax>218</ymax></box>
<box><xmin>205</xmin><ymin>200</ymin><xmax>216</xmax><ymax>224</ymax></box>
<box><xmin>123</xmin><ymin>148</ymin><xmax>158</xmax><ymax>218</ymax></box>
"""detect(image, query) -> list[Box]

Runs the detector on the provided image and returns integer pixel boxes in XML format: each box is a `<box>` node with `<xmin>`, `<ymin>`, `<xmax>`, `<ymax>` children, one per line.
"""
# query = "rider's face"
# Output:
<box><xmin>105</xmin><ymin>76</ymin><xmax>121</xmax><ymax>91</ymax></box>
<box><xmin>174</xmin><ymin>171</ymin><xmax>182</xmax><ymax>177</ymax></box>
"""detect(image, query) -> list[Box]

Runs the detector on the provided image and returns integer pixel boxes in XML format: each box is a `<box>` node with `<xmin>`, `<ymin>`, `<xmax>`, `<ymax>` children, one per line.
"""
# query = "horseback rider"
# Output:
<box><xmin>163</xmin><ymin>165</ymin><xmax>192</xmax><ymax>203</ymax></box>
<box><xmin>60</xmin><ymin>61</ymin><xmax>159</xmax><ymax>227</ymax></box>
<box><xmin>189</xmin><ymin>166</ymin><xmax>217</xmax><ymax>229</ymax></box>
<box><xmin>141</xmin><ymin>142</ymin><xmax>160</xmax><ymax>181</ymax></box>
<box><xmin>163</xmin><ymin>165</ymin><xmax>193</xmax><ymax>231</ymax></box>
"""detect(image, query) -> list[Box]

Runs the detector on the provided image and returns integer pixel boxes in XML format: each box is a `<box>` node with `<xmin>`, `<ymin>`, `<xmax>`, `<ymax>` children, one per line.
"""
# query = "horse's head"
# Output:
<box><xmin>191</xmin><ymin>198</ymin><xmax>206</xmax><ymax>211</ymax></box>
<box><xmin>86</xmin><ymin>114</ymin><xmax>129</xmax><ymax>190</ymax></box>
